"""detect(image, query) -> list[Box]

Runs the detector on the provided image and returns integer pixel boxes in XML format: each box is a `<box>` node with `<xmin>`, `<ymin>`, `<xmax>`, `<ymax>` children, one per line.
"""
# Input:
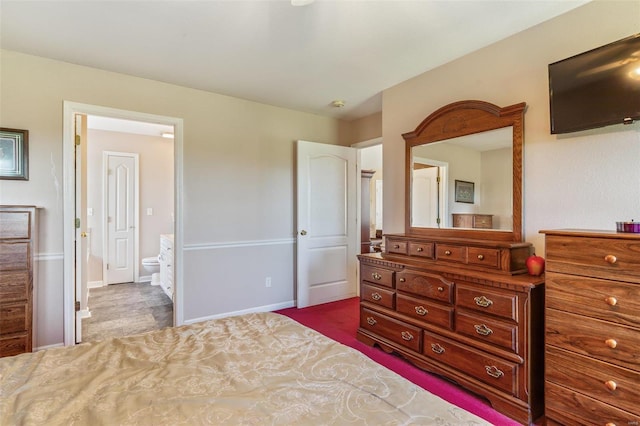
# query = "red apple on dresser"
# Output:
<box><xmin>526</xmin><ymin>254</ymin><xmax>545</xmax><ymax>276</ymax></box>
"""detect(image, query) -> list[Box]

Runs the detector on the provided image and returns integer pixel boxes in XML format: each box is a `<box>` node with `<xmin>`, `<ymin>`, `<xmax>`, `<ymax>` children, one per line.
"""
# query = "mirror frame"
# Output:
<box><xmin>403</xmin><ymin>100</ymin><xmax>526</xmax><ymax>242</ymax></box>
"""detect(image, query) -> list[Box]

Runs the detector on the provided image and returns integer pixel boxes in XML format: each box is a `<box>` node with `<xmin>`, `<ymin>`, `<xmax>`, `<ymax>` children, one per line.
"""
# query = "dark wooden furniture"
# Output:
<box><xmin>0</xmin><ymin>205</ymin><xmax>36</xmax><ymax>357</ymax></box>
<box><xmin>361</xmin><ymin>170</ymin><xmax>376</xmax><ymax>253</ymax></box>
<box><xmin>358</xmin><ymin>100</ymin><xmax>545</xmax><ymax>424</ymax></box>
<box><xmin>452</xmin><ymin>213</ymin><xmax>493</xmax><ymax>229</ymax></box>
<box><xmin>542</xmin><ymin>229</ymin><xmax>640</xmax><ymax>426</ymax></box>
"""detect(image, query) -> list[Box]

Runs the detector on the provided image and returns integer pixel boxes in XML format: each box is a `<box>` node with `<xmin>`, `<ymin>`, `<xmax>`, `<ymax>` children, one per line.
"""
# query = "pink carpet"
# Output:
<box><xmin>276</xmin><ymin>297</ymin><xmax>520</xmax><ymax>426</ymax></box>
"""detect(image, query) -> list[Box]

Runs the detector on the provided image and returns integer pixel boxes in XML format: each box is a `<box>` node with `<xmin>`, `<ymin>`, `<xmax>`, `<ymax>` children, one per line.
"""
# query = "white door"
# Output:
<box><xmin>105</xmin><ymin>153</ymin><xmax>136</xmax><ymax>284</ymax></box>
<box><xmin>296</xmin><ymin>140</ymin><xmax>358</xmax><ymax>308</ymax></box>
<box><xmin>412</xmin><ymin>166</ymin><xmax>440</xmax><ymax>227</ymax></box>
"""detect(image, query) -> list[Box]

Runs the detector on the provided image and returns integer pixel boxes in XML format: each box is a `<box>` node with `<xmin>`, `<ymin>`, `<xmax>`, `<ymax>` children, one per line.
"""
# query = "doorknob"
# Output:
<box><xmin>300</xmin><ymin>230</ymin><xmax>307</xmax><ymax>236</ymax></box>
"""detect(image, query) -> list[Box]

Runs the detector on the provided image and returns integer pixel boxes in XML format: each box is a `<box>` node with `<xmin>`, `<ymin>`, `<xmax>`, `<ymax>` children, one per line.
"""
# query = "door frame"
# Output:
<box><xmin>413</xmin><ymin>156</ymin><xmax>448</xmax><ymax>227</ymax></box>
<box><xmin>102</xmin><ymin>151</ymin><xmax>140</xmax><ymax>286</ymax></box>
<box><xmin>62</xmin><ymin>101</ymin><xmax>184</xmax><ymax>346</ymax></box>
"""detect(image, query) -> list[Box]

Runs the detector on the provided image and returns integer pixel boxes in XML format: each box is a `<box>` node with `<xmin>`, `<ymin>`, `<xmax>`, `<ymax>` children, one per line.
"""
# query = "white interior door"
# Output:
<box><xmin>412</xmin><ymin>166</ymin><xmax>440</xmax><ymax>227</ymax></box>
<box><xmin>105</xmin><ymin>152</ymin><xmax>137</xmax><ymax>285</ymax></box>
<box><xmin>296</xmin><ymin>140</ymin><xmax>358</xmax><ymax>308</ymax></box>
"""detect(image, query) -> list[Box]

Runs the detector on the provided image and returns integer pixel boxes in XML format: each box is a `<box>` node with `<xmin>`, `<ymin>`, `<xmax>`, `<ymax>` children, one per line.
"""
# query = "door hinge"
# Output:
<box><xmin>436</xmin><ymin>176</ymin><xmax>441</xmax><ymax>183</ymax></box>
<box><xmin>106</xmin><ymin>263</ymin><xmax>109</xmax><ymax>270</ymax></box>
<box><xmin>75</xmin><ymin>135</ymin><xmax>81</xmax><ymax>146</ymax></box>
<box><xmin>75</xmin><ymin>218</ymin><xmax>81</xmax><ymax>229</ymax></box>
<box><xmin>75</xmin><ymin>301</ymin><xmax>80</xmax><ymax>312</ymax></box>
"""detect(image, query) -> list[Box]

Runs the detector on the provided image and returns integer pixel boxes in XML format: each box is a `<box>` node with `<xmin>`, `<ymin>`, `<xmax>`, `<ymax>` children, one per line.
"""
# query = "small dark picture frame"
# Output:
<box><xmin>0</xmin><ymin>128</ymin><xmax>29</xmax><ymax>180</ymax></box>
<box><xmin>455</xmin><ymin>180</ymin><xmax>474</xmax><ymax>203</ymax></box>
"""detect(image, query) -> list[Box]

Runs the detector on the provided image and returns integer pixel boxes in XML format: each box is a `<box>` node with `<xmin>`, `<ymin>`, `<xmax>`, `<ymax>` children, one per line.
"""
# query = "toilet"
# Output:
<box><xmin>142</xmin><ymin>255</ymin><xmax>161</xmax><ymax>285</ymax></box>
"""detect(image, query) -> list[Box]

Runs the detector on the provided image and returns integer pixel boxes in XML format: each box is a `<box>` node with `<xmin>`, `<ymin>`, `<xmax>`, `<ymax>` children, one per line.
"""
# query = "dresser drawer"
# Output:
<box><xmin>396</xmin><ymin>293</ymin><xmax>453</xmax><ymax>330</ymax></box>
<box><xmin>0</xmin><ymin>334</ymin><xmax>29</xmax><ymax>357</ymax></box>
<box><xmin>436</xmin><ymin>244</ymin><xmax>466</xmax><ymax>263</ymax></box>
<box><xmin>360</xmin><ymin>264</ymin><xmax>394</xmax><ymax>288</ymax></box>
<box><xmin>546</xmin><ymin>309</ymin><xmax>640</xmax><ymax>371</ymax></box>
<box><xmin>456</xmin><ymin>283</ymin><xmax>517</xmax><ymax>321</ymax></box>
<box><xmin>0</xmin><ymin>270</ymin><xmax>29</xmax><ymax>301</ymax></box>
<box><xmin>423</xmin><ymin>330</ymin><xmax>517</xmax><ymax>395</ymax></box>
<box><xmin>386</xmin><ymin>239</ymin><xmax>408</xmax><ymax>255</ymax></box>
<box><xmin>0</xmin><ymin>242</ymin><xmax>30</xmax><ymax>271</ymax></box>
<box><xmin>455</xmin><ymin>311</ymin><xmax>517</xmax><ymax>353</ymax></box>
<box><xmin>396</xmin><ymin>270</ymin><xmax>453</xmax><ymax>304</ymax></box>
<box><xmin>361</xmin><ymin>283</ymin><xmax>395</xmax><ymax>309</ymax></box>
<box><xmin>408</xmin><ymin>242</ymin><xmax>434</xmax><ymax>259</ymax></box>
<box><xmin>546</xmin><ymin>346</ymin><xmax>640</xmax><ymax>416</ymax></box>
<box><xmin>0</xmin><ymin>301</ymin><xmax>28</xmax><ymax>335</ymax></box>
<box><xmin>0</xmin><ymin>211</ymin><xmax>32</xmax><ymax>239</ymax></box>
<box><xmin>546</xmin><ymin>272</ymin><xmax>640</xmax><ymax>328</ymax></box>
<box><xmin>467</xmin><ymin>247</ymin><xmax>499</xmax><ymax>269</ymax></box>
<box><xmin>360</xmin><ymin>308</ymin><xmax>421</xmax><ymax>352</ymax></box>
<box><xmin>546</xmin><ymin>381</ymin><xmax>639</xmax><ymax>426</ymax></box>
<box><xmin>546</xmin><ymin>234</ymin><xmax>640</xmax><ymax>284</ymax></box>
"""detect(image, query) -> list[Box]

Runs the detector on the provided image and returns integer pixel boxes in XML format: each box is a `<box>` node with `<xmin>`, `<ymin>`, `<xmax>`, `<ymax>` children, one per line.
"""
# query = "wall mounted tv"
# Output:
<box><xmin>549</xmin><ymin>33</ymin><xmax>640</xmax><ymax>134</ymax></box>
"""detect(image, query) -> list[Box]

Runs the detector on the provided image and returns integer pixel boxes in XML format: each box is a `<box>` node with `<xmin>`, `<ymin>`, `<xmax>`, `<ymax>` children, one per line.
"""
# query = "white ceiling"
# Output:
<box><xmin>0</xmin><ymin>0</ymin><xmax>588</xmax><ymax>122</ymax></box>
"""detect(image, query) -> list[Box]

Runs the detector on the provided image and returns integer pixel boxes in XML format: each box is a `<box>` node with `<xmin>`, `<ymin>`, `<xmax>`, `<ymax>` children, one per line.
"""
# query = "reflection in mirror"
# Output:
<box><xmin>411</xmin><ymin>127</ymin><xmax>513</xmax><ymax>230</ymax></box>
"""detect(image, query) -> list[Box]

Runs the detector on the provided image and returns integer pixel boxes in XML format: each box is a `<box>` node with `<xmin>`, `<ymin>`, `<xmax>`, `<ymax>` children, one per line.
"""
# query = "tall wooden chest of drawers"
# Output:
<box><xmin>542</xmin><ymin>229</ymin><xmax>640</xmax><ymax>426</ymax></box>
<box><xmin>358</xmin><ymin>234</ymin><xmax>545</xmax><ymax>424</ymax></box>
<box><xmin>0</xmin><ymin>205</ymin><xmax>36</xmax><ymax>357</ymax></box>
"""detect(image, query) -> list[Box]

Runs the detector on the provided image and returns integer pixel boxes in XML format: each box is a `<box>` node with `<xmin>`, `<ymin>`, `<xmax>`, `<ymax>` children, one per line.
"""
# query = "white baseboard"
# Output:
<box><xmin>183</xmin><ymin>300</ymin><xmax>296</xmax><ymax>325</ymax></box>
<box><xmin>139</xmin><ymin>275</ymin><xmax>151</xmax><ymax>283</ymax></box>
<box><xmin>79</xmin><ymin>308</ymin><xmax>91</xmax><ymax>319</ymax></box>
<box><xmin>34</xmin><ymin>342</ymin><xmax>65</xmax><ymax>352</ymax></box>
<box><xmin>87</xmin><ymin>280</ymin><xmax>103</xmax><ymax>289</ymax></box>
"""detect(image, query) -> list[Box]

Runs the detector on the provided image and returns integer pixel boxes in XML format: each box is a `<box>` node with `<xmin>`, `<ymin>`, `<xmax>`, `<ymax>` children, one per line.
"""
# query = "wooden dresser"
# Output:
<box><xmin>357</xmin><ymin>233</ymin><xmax>545</xmax><ymax>424</ymax></box>
<box><xmin>542</xmin><ymin>229</ymin><xmax>640</xmax><ymax>426</ymax></box>
<box><xmin>0</xmin><ymin>205</ymin><xmax>36</xmax><ymax>357</ymax></box>
<box><xmin>452</xmin><ymin>213</ymin><xmax>493</xmax><ymax>229</ymax></box>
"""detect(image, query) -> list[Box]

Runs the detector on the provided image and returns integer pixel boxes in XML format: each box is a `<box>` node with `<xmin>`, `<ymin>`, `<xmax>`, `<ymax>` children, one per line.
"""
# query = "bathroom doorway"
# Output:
<box><xmin>62</xmin><ymin>102</ymin><xmax>183</xmax><ymax>346</ymax></box>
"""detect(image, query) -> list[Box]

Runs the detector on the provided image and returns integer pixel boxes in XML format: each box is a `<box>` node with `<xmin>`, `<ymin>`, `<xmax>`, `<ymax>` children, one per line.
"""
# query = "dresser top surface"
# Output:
<box><xmin>541</xmin><ymin>229</ymin><xmax>640</xmax><ymax>240</ymax></box>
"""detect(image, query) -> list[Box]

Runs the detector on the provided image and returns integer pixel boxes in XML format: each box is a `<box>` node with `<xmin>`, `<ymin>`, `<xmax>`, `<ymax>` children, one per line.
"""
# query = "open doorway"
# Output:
<box><xmin>356</xmin><ymin>140</ymin><xmax>383</xmax><ymax>253</ymax></box>
<box><xmin>63</xmin><ymin>102</ymin><xmax>184</xmax><ymax>346</ymax></box>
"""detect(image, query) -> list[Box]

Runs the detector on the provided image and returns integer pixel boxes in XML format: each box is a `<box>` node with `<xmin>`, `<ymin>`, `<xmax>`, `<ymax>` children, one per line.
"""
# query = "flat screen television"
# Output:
<box><xmin>549</xmin><ymin>33</ymin><xmax>640</xmax><ymax>134</ymax></box>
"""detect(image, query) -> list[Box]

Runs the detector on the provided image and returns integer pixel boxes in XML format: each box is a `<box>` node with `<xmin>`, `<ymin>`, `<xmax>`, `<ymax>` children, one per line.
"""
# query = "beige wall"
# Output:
<box><xmin>0</xmin><ymin>50</ymin><xmax>350</xmax><ymax>348</ymax></box>
<box><xmin>350</xmin><ymin>111</ymin><xmax>382</xmax><ymax>143</ymax></box>
<box><xmin>383</xmin><ymin>0</ymin><xmax>640</xmax><ymax>254</ymax></box>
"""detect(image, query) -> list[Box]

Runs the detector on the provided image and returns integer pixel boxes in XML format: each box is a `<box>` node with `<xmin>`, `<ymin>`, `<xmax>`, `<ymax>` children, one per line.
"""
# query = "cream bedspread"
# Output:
<box><xmin>0</xmin><ymin>312</ymin><xmax>489</xmax><ymax>425</ymax></box>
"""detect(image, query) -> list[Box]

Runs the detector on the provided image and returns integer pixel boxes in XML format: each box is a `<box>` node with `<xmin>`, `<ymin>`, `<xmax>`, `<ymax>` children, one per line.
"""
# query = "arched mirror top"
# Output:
<box><xmin>403</xmin><ymin>100</ymin><xmax>526</xmax><ymax>242</ymax></box>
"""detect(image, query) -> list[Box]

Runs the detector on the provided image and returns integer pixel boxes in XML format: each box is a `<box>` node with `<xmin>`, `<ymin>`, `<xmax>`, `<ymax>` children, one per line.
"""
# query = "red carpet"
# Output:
<box><xmin>276</xmin><ymin>297</ymin><xmax>520</xmax><ymax>426</ymax></box>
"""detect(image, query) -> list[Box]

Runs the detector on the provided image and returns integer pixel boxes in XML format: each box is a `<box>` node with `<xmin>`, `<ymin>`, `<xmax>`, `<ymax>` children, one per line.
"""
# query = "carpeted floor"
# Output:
<box><xmin>276</xmin><ymin>297</ymin><xmax>521</xmax><ymax>426</ymax></box>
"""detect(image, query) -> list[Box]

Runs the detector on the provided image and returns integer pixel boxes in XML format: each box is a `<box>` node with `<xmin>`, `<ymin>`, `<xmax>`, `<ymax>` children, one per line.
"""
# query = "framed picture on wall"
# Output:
<box><xmin>455</xmin><ymin>180</ymin><xmax>474</xmax><ymax>203</ymax></box>
<box><xmin>0</xmin><ymin>128</ymin><xmax>29</xmax><ymax>180</ymax></box>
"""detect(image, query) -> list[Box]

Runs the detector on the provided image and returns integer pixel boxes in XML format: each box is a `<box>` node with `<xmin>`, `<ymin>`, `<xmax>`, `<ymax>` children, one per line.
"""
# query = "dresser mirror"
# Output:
<box><xmin>403</xmin><ymin>100</ymin><xmax>526</xmax><ymax>242</ymax></box>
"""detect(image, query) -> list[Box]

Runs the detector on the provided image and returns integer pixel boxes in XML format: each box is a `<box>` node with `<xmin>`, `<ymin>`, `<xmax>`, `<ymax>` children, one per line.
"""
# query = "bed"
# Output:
<box><xmin>1</xmin><ymin>312</ymin><xmax>489</xmax><ymax>425</ymax></box>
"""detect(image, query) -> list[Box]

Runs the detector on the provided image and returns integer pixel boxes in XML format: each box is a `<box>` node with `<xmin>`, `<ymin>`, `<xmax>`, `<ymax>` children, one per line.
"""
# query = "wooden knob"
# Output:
<box><xmin>605</xmin><ymin>380</ymin><xmax>617</xmax><ymax>391</ymax></box>
<box><xmin>605</xmin><ymin>338</ymin><xmax>617</xmax><ymax>349</ymax></box>
<box><xmin>604</xmin><ymin>254</ymin><xmax>617</xmax><ymax>264</ymax></box>
<box><xmin>605</xmin><ymin>296</ymin><xmax>618</xmax><ymax>306</ymax></box>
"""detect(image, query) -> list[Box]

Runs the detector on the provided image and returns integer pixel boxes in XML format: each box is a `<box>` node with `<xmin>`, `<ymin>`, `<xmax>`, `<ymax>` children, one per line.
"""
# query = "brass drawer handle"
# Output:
<box><xmin>399</xmin><ymin>278</ymin><xmax>406</xmax><ymax>282</ymax></box>
<box><xmin>605</xmin><ymin>423</ymin><xmax>617</xmax><ymax>426</ymax></box>
<box><xmin>437</xmin><ymin>286</ymin><xmax>444</xmax><ymax>292</ymax></box>
<box><xmin>371</xmin><ymin>272</ymin><xmax>382</xmax><ymax>280</ymax></box>
<box><xmin>431</xmin><ymin>343</ymin><xmax>445</xmax><ymax>354</ymax></box>
<box><xmin>477</xmin><ymin>254</ymin><xmax>484</xmax><ymax>260</ymax></box>
<box><xmin>401</xmin><ymin>331</ymin><xmax>414</xmax><ymax>341</ymax></box>
<box><xmin>444</xmin><ymin>250</ymin><xmax>452</xmax><ymax>256</ymax></box>
<box><xmin>485</xmin><ymin>365</ymin><xmax>504</xmax><ymax>378</ymax></box>
<box><xmin>474</xmin><ymin>295</ymin><xmax>493</xmax><ymax>308</ymax></box>
<box><xmin>474</xmin><ymin>324</ymin><xmax>493</xmax><ymax>336</ymax></box>
<box><xmin>605</xmin><ymin>296</ymin><xmax>617</xmax><ymax>306</ymax></box>
<box><xmin>394</xmin><ymin>244</ymin><xmax>400</xmax><ymax>249</ymax></box>
<box><xmin>366</xmin><ymin>317</ymin><xmax>377</xmax><ymax>326</ymax></box>
<box><xmin>605</xmin><ymin>380</ymin><xmax>617</xmax><ymax>391</ymax></box>
<box><xmin>415</xmin><ymin>306</ymin><xmax>428</xmax><ymax>316</ymax></box>
<box><xmin>605</xmin><ymin>338</ymin><xmax>617</xmax><ymax>349</ymax></box>
<box><xmin>417</xmin><ymin>247</ymin><xmax>423</xmax><ymax>252</ymax></box>
<box><xmin>604</xmin><ymin>254</ymin><xmax>617</xmax><ymax>264</ymax></box>
<box><xmin>371</xmin><ymin>292</ymin><xmax>382</xmax><ymax>301</ymax></box>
